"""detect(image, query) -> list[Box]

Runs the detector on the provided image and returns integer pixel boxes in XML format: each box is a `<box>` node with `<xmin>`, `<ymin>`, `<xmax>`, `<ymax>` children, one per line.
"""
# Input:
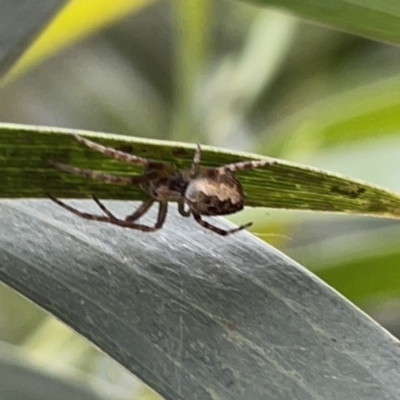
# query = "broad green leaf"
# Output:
<box><xmin>0</xmin><ymin>199</ymin><xmax>399</xmax><ymax>400</ymax></box>
<box><xmin>267</xmin><ymin>75</ymin><xmax>400</xmax><ymax>158</ymax></box>
<box><xmin>319</xmin><ymin>246</ymin><xmax>400</xmax><ymax>302</ymax></box>
<box><xmin>0</xmin><ymin>0</ymin><xmax>68</xmax><ymax>79</ymax></box>
<box><xmin>3</xmin><ymin>123</ymin><xmax>400</xmax><ymax>220</ymax></box>
<box><xmin>292</xmin><ymin>224</ymin><xmax>400</xmax><ymax>302</ymax></box>
<box><xmin>240</xmin><ymin>0</ymin><xmax>400</xmax><ymax>44</ymax></box>
<box><xmin>3</xmin><ymin>0</ymin><xmax>154</xmax><ymax>85</ymax></box>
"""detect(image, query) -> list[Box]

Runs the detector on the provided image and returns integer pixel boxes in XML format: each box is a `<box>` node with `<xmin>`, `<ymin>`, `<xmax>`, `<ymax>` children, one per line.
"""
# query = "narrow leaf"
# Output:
<box><xmin>240</xmin><ymin>0</ymin><xmax>400</xmax><ymax>44</ymax></box>
<box><xmin>0</xmin><ymin>0</ymin><xmax>68</xmax><ymax>79</ymax></box>
<box><xmin>268</xmin><ymin>75</ymin><xmax>400</xmax><ymax>155</ymax></box>
<box><xmin>2</xmin><ymin>123</ymin><xmax>400</xmax><ymax>220</ymax></box>
<box><xmin>4</xmin><ymin>0</ymin><xmax>154</xmax><ymax>84</ymax></box>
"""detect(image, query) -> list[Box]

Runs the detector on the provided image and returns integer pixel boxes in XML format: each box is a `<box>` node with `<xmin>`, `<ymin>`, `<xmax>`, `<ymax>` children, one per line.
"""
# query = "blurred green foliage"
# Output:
<box><xmin>2</xmin><ymin>0</ymin><xmax>400</xmax><ymax>398</ymax></box>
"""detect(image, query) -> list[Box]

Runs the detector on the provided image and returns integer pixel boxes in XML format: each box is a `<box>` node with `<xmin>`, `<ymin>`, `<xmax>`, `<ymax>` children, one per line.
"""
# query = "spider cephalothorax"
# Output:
<box><xmin>48</xmin><ymin>134</ymin><xmax>276</xmax><ymax>235</ymax></box>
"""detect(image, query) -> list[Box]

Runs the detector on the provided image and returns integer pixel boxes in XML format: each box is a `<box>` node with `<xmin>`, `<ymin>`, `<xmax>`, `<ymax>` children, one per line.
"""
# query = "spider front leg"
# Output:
<box><xmin>72</xmin><ymin>134</ymin><xmax>166</xmax><ymax>169</ymax></box>
<box><xmin>192</xmin><ymin>213</ymin><xmax>252</xmax><ymax>236</ymax></box>
<box><xmin>49</xmin><ymin>161</ymin><xmax>159</xmax><ymax>185</ymax></box>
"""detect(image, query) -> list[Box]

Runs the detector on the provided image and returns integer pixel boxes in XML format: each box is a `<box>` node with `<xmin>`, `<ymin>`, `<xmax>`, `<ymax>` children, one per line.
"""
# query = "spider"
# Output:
<box><xmin>48</xmin><ymin>134</ymin><xmax>276</xmax><ymax>236</ymax></box>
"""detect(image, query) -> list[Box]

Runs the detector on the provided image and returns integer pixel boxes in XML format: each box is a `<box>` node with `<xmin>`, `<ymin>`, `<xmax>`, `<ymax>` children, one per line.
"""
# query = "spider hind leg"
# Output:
<box><xmin>47</xmin><ymin>194</ymin><xmax>115</xmax><ymax>223</ymax></box>
<box><xmin>47</xmin><ymin>195</ymin><xmax>167</xmax><ymax>232</ymax></box>
<box><xmin>213</xmin><ymin>158</ymin><xmax>277</xmax><ymax>175</ymax></box>
<box><xmin>192</xmin><ymin>213</ymin><xmax>252</xmax><ymax>236</ymax></box>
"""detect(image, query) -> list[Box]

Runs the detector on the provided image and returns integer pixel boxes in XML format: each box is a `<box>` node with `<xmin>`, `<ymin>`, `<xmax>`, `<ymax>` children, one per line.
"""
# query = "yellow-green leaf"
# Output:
<box><xmin>267</xmin><ymin>75</ymin><xmax>400</xmax><ymax>158</ymax></box>
<box><xmin>3</xmin><ymin>0</ymin><xmax>154</xmax><ymax>85</ymax></box>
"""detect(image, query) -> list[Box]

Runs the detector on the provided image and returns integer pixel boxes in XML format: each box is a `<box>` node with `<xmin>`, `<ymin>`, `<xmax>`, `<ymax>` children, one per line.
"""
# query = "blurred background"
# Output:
<box><xmin>1</xmin><ymin>0</ymin><xmax>400</xmax><ymax>398</ymax></box>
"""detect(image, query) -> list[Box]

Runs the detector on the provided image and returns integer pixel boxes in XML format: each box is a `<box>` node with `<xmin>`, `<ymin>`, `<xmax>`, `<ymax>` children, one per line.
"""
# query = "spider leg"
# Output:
<box><xmin>190</xmin><ymin>143</ymin><xmax>201</xmax><ymax>178</ymax></box>
<box><xmin>48</xmin><ymin>194</ymin><xmax>167</xmax><ymax>232</ymax></box>
<box><xmin>72</xmin><ymin>134</ymin><xmax>165</xmax><ymax>169</ymax></box>
<box><xmin>48</xmin><ymin>194</ymin><xmax>117</xmax><ymax>223</ymax></box>
<box><xmin>192</xmin><ymin>213</ymin><xmax>252</xmax><ymax>236</ymax></box>
<box><xmin>125</xmin><ymin>199</ymin><xmax>155</xmax><ymax>222</ymax></box>
<box><xmin>212</xmin><ymin>159</ymin><xmax>276</xmax><ymax>175</ymax></box>
<box><xmin>92</xmin><ymin>196</ymin><xmax>155</xmax><ymax>222</ymax></box>
<box><xmin>92</xmin><ymin>195</ymin><xmax>117</xmax><ymax>219</ymax></box>
<box><xmin>154</xmin><ymin>201</ymin><xmax>168</xmax><ymax>229</ymax></box>
<box><xmin>123</xmin><ymin>201</ymin><xmax>167</xmax><ymax>231</ymax></box>
<box><xmin>178</xmin><ymin>200</ymin><xmax>191</xmax><ymax>217</ymax></box>
<box><xmin>49</xmin><ymin>161</ymin><xmax>158</xmax><ymax>185</ymax></box>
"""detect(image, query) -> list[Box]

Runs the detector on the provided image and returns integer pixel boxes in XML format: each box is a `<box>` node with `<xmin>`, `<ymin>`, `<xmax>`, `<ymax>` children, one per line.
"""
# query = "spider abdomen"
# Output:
<box><xmin>184</xmin><ymin>173</ymin><xmax>244</xmax><ymax>216</ymax></box>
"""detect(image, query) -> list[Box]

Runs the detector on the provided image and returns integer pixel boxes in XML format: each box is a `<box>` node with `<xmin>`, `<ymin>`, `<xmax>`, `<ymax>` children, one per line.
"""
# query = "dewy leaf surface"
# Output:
<box><xmin>2</xmin><ymin>123</ymin><xmax>400</xmax><ymax>219</ymax></box>
<box><xmin>0</xmin><ymin>199</ymin><xmax>399</xmax><ymax>400</ymax></box>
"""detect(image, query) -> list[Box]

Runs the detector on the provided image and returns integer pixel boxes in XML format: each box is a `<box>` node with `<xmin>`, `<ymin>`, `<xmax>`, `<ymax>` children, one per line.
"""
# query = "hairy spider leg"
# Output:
<box><xmin>213</xmin><ymin>158</ymin><xmax>276</xmax><ymax>175</ymax></box>
<box><xmin>92</xmin><ymin>195</ymin><xmax>117</xmax><ymax>218</ymax></box>
<box><xmin>49</xmin><ymin>161</ymin><xmax>158</xmax><ymax>185</ymax></box>
<box><xmin>178</xmin><ymin>200</ymin><xmax>191</xmax><ymax>217</ymax></box>
<box><xmin>192</xmin><ymin>213</ymin><xmax>253</xmax><ymax>236</ymax></box>
<box><xmin>124</xmin><ymin>199</ymin><xmax>155</xmax><ymax>222</ymax></box>
<box><xmin>93</xmin><ymin>196</ymin><xmax>157</xmax><ymax>223</ymax></box>
<box><xmin>190</xmin><ymin>143</ymin><xmax>202</xmax><ymax>178</ymax></box>
<box><xmin>47</xmin><ymin>194</ymin><xmax>168</xmax><ymax>232</ymax></box>
<box><xmin>73</xmin><ymin>134</ymin><xmax>166</xmax><ymax>169</ymax></box>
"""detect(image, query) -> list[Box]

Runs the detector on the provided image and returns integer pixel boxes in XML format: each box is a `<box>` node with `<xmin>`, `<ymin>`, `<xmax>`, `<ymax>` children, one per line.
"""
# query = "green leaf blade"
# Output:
<box><xmin>240</xmin><ymin>0</ymin><xmax>400</xmax><ymax>44</ymax></box>
<box><xmin>2</xmin><ymin>123</ymin><xmax>400</xmax><ymax>220</ymax></box>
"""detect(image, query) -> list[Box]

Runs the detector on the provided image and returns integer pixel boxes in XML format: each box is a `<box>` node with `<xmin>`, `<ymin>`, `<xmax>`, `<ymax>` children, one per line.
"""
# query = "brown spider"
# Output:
<box><xmin>48</xmin><ymin>134</ymin><xmax>276</xmax><ymax>236</ymax></box>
